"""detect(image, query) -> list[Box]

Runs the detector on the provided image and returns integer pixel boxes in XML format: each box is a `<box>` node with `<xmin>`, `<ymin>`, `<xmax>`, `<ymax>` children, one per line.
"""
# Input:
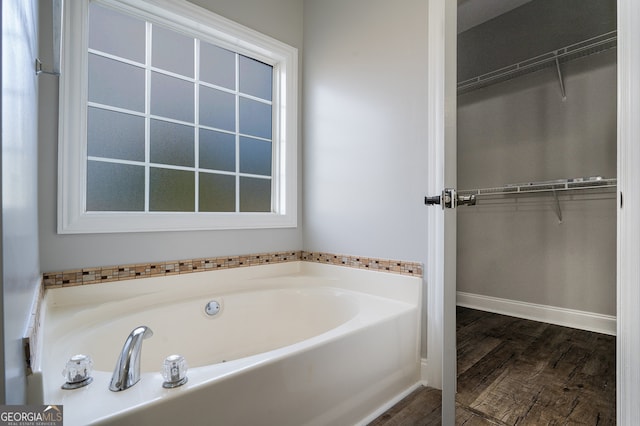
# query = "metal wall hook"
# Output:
<box><xmin>36</xmin><ymin>0</ymin><xmax>63</xmax><ymax>77</ymax></box>
<box><xmin>35</xmin><ymin>58</ymin><xmax>60</xmax><ymax>76</ymax></box>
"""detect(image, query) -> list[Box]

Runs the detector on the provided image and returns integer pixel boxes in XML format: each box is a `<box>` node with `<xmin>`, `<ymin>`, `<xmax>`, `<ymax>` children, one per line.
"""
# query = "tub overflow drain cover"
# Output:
<box><xmin>205</xmin><ymin>300</ymin><xmax>221</xmax><ymax>316</ymax></box>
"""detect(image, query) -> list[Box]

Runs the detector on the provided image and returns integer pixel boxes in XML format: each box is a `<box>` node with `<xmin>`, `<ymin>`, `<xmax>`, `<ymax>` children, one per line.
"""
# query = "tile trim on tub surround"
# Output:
<box><xmin>42</xmin><ymin>250</ymin><xmax>423</xmax><ymax>289</ymax></box>
<box><xmin>23</xmin><ymin>280</ymin><xmax>44</xmax><ymax>375</ymax></box>
<box><xmin>301</xmin><ymin>251</ymin><xmax>423</xmax><ymax>276</ymax></box>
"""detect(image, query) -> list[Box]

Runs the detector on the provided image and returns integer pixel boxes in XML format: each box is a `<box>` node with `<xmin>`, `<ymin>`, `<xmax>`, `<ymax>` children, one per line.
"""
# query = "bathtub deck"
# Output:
<box><xmin>369</xmin><ymin>307</ymin><xmax>616</xmax><ymax>425</ymax></box>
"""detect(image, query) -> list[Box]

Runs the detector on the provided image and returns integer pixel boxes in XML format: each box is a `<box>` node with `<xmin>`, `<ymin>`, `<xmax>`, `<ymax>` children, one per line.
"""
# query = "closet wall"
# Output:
<box><xmin>456</xmin><ymin>0</ymin><xmax>617</xmax><ymax>319</ymax></box>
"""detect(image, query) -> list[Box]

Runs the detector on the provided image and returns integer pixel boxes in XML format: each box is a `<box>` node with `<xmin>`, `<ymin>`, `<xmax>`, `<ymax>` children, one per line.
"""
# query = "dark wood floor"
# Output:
<box><xmin>369</xmin><ymin>307</ymin><xmax>616</xmax><ymax>425</ymax></box>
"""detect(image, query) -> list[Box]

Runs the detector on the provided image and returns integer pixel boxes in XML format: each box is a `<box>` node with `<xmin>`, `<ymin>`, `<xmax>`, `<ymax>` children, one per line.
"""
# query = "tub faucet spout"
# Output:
<box><xmin>109</xmin><ymin>326</ymin><xmax>153</xmax><ymax>392</ymax></box>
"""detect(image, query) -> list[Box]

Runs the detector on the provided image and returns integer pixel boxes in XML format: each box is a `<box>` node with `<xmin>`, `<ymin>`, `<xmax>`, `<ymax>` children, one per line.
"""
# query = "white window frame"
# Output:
<box><xmin>58</xmin><ymin>0</ymin><xmax>297</xmax><ymax>233</ymax></box>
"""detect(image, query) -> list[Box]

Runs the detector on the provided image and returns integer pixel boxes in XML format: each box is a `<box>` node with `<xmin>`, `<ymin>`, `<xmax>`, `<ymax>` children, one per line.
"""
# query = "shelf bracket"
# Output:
<box><xmin>553</xmin><ymin>190</ymin><xmax>563</xmax><ymax>223</ymax></box>
<box><xmin>554</xmin><ymin>55</ymin><xmax>567</xmax><ymax>101</ymax></box>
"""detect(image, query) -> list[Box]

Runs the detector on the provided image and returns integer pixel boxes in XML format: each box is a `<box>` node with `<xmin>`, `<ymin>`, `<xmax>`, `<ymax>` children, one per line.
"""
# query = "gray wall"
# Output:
<box><xmin>38</xmin><ymin>0</ymin><xmax>304</xmax><ymax>272</ymax></box>
<box><xmin>302</xmin><ymin>0</ymin><xmax>430</xmax><ymax>359</ymax></box>
<box><xmin>302</xmin><ymin>0</ymin><xmax>430</xmax><ymax>263</ymax></box>
<box><xmin>457</xmin><ymin>50</ymin><xmax>617</xmax><ymax>315</ymax></box>
<box><xmin>3</xmin><ymin>0</ymin><xmax>42</xmax><ymax>403</ymax></box>
<box><xmin>457</xmin><ymin>0</ymin><xmax>533</xmax><ymax>34</ymax></box>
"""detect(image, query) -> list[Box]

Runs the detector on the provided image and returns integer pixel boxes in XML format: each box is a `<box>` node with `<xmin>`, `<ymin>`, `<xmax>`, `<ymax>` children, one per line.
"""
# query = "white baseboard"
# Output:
<box><xmin>457</xmin><ymin>291</ymin><xmax>616</xmax><ymax>336</ymax></box>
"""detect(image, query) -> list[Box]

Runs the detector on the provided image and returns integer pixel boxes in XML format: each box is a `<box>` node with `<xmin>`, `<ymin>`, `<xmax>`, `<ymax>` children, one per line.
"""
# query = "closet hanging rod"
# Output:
<box><xmin>458</xmin><ymin>177</ymin><xmax>617</xmax><ymax>198</ymax></box>
<box><xmin>457</xmin><ymin>30</ymin><xmax>617</xmax><ymax>95</ymax></box>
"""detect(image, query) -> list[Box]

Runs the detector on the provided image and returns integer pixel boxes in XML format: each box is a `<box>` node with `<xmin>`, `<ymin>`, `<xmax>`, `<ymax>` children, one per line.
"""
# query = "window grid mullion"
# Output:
<box><xmin>194</xmin><ymin>38</ymin><xmax>200</xmax><ymax>213</ymax></box>
<box><xmin>235</xmin><ymin>52</ymin><xmax>241</xmax><ymax>213</ymax></box>
<box><xmin>144</xmin><ymin>21</ymin><xmax>152</xmax><ymax>213</ymax></box>
<box><xmin>88</xmin><ymin>48</ymin><xmax>145</xmax><ymax>68</ymax></box>
<box><xmin>88</xmin><ymin>155</ymin><xmax>273</xmax><ymax>180</ymax></box>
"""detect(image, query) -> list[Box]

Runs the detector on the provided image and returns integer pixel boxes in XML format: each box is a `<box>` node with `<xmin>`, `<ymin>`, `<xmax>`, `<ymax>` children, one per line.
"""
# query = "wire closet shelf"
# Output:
<box><xmin>457</xmin><ymin>30</ymin><xmax>617</xmax><ymax>95</ymax></box>
<box><xmin>458</xmin><ymin>177</ymin><xmax>617</xmax><ymax>198</ymax></box>
<box><xmin>458</xmin><ymin>177</ymin><xmax>616</xmax><ymax>223</ymax></box>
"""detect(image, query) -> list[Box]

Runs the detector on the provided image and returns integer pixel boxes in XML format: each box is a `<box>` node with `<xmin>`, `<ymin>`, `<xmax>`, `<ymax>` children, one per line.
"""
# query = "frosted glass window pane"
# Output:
<box><xmin>150</xmin><ymin>120</ymin><xmax>194</xmax><ymax>167</ymax></box>
<box><xmin>239</xmin><ymin>137</ymin><xmax>271</xmax><ymax>176</ymax></box>
<box><xmin>239</xmin><ymin>56</ymin><xmax>272</xmax><ymax>100</ymax></box>
<box><xmin>200</xmin><ymin>86</ymin><xmax>235</xmax><ymax>131</ymax></box>
<box><xmin>199</xmin><ymin>129</ymin><xmax>235</xmax><ymax>172</ymax></box>
<box><xmin>151</xmin><ymin>72</ymin><xmax>194</xmax><ymax>122</ymax></box>
<box><xmin>89</xmin><ymin>54</ymin><xmax>145</xmax><ymax>112</ymax></box>
<box><xmin>149</xmin><ymin>168</ymin><xmax>195</xmax><ymax>212</ymax></box>
<box><xmin>86</xmin><ymin>161</ymin><xmax>145</xmax><ymax>211</ymax></box>
<box><xmin>89</xmin><ymin>3</ymin><xmax>145</xmax><ymax>62</ymax></box>
<box><xmin>199</xmin><ymin>173</ymin><xmax>236</xmax><ymax>212</ymax></box>
<box><xmin>87</xmin><ymin>107</ymin><xmax>145</xmax><ymax>161</ymax></box>
<box><xmin>152</xmin><ymin>25</ymin><xmax>194</xmax><ymax>77</ymax></box>
<box><xmin>240</xmin><ymin>177</ymin><xmax>271</xmax><ymax>212</ymax></box>
<box><xmin>239</xmin><ymin>98</ymin><xmax>272</xmax><ymax>139</ymax></box>
<box><xmin>200</xmin><ymin>42</ymin><xmax>235</xmax><ymax>89</ymax></box>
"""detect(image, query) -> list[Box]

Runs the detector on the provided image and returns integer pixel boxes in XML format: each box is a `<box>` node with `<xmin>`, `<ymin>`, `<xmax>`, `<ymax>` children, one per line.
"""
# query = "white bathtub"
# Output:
<box><xmin>30</xmin><ymin>261</ymin><xmax>422</xmax><ymax>425</ymax></box>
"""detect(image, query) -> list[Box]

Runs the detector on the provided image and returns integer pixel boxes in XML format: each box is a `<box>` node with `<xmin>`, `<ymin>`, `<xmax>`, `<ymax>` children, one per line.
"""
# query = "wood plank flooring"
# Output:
<box><xmin>369</xmin><ymin>307</ymin><xmax>615</xmax><ymax>425</ymax></box>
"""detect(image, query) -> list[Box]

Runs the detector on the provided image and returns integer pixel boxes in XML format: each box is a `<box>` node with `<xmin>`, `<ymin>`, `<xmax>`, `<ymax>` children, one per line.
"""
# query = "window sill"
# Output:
<box><xmin>58</xmin><ymin>211</ymin><xmax>297</xmax><ymax>234</ymax></box>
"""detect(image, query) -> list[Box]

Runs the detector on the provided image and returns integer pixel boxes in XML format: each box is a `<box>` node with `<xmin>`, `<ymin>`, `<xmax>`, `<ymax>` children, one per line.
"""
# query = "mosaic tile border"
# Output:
<box><xmin>301</xmin><ymin>251</ymin><xmax>423</xmax><ymax>276</ymax></box>
<box><xmin>42</xmin><ymin>250</ymin><xmax>423</xmax><ymax>289</ymax></box>
<box><xmin>42</xmin><ymin>251</ymin><xmax>301</xmax><ymax>289</ymax></box>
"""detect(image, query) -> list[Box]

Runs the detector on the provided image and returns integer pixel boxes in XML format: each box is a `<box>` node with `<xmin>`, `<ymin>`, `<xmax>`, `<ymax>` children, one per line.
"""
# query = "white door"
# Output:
<box><xmin>425</xmin><ymin>0</ymin><xmax>457</xmax><ymax>424</ymax></box>
<box><xmin>617</xmin><ymin>0</ymin><xmax>640</xmax><ymax>423</ymax></box>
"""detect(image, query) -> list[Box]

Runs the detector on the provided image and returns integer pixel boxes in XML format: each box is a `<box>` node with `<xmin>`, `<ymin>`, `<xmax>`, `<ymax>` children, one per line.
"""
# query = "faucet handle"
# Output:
<box><xmin>162</xmin><ymin>354</ymin><xmax>188</xmax><ymax>388</ymax></box>
<box><xmin>62</xmin><ymin>354</ymin><xmax>94</xmax><ymax>389</ymax></box>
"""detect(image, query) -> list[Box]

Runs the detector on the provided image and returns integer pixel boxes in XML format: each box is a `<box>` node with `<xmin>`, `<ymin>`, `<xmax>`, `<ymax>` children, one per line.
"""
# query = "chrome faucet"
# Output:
<box><xmin>109</xmin><ymin>326</ymin><xmax>153</xmax><ymax>392</ymax></box>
